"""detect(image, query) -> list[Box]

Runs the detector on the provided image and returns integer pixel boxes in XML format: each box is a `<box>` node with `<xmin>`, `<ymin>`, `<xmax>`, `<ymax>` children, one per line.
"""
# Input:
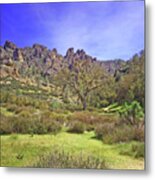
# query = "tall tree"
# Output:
<box><xmin>116</xmin><ymin>50</ymin><xmax>145</xmax><ymax>107</ymax></box>
<box><xmin>54</xmin><ymin>60</ymin><xmax>112</xmax><ymax>110</ymax></box>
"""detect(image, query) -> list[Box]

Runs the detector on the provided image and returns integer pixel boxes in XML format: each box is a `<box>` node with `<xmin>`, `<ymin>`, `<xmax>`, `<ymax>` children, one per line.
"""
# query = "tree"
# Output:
<box><xmin>115</xmin><ymin>50</ymin><xmax>144</xmax><ymax>107</ymax></box>
<box><xmin>54</xmin><ymin>60</ymin><xmax>111</xmax><ymax>110</ymax></box>
<box><xmin>87</xmin><ymin>77</ymin><xmax>116</xmax><ymax>108</ymax></box>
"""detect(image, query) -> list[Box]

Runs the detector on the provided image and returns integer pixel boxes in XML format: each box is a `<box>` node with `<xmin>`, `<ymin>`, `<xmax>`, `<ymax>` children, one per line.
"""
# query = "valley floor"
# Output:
<box><xmin>1</xmin><ymin>131</ymin><xmax>144</xmax><ymax>170</ymax></box>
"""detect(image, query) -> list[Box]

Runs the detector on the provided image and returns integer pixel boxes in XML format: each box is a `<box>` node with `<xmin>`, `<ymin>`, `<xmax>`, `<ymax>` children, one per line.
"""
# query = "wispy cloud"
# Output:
<box><xmin>1</xmin><ymin>1</ymin><xmax>144</xmax><ymax>60</ymax></box>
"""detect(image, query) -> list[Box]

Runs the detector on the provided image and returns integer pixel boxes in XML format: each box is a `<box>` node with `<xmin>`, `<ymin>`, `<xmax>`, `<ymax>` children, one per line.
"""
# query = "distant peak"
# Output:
<box><xmin>65</xmin><ymin>48</ymin><xmax>74</xmax><ymax>57</ymax></box>
<box><xmin>4</xmin><ymin>40</ymin><xmax>17</xmax><ymax>50</ymax></box>
<box><xmin>51</xmin><ymin>48</ymin><xmax>57</xmax><ymax>54</ymax></box>
<box><xmin>76</xmin><ymin>49</ymin><xmax>86</xmax><ymax>55</ymax></box>
<box><xmin>32</xmin><ymin>43</ymin><xmax>47</xmax><ymax>50</ymax></box>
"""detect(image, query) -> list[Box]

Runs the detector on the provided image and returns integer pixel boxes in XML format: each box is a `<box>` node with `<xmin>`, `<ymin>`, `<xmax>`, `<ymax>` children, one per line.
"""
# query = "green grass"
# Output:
<box><xmin>1</xmin><ymin>132</ymin><xmax>144</xmax><ymax>169</ymax></box>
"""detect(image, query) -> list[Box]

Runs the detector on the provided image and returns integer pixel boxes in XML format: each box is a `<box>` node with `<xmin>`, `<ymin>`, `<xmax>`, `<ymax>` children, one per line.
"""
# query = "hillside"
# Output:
<box><xmin>0</xmin><ymin>41</ymin><xmax>145</xmax><ymax>169</ymax></box>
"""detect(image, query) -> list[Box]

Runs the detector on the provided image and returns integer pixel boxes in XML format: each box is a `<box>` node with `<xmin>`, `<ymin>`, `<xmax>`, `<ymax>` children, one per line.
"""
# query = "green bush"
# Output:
<box><xmin>41</xmin><ymin>111</ymin><xmax>67</xmax><ymax>124</ymax></box>
<box><xmin>65</xmin><ymin>103</ymin><xmax>82</xmax><ymax>112</ymax></box>
<box><xmin>50</xmin><ymin>100</ymin><xmax>64</xmax><ymax>110</ymax></box>
<box><xmin>0</xmin><ymin>115</ymin><xmax>13</xmax><ymax>134</ymax></box>
<box><xmin>133</xmin><ymin>125</ymin><xmax>144</xmax><ymax>142</ymax></box>
<box><xmin>0</xmin><ymin>113</ymin><xmax>62</xmax><ymax>135</ymax></box>
<box><xmin>95</xmin><ymin>123</ymin><xmax>115</xmax><ymax>140</ymax></box>
<box><xmin>69</xmin><ymin>111</ymin><xmax>117</xmax><ymax>126</ymax></box>
<box><xmin>0</xmin><ymin>115</ymin><xmax>32</xmax><ymax>134</ymax></box>
<box><xmin>120</xmin><ymin>142</ymin><xmax>144</xmax><ymax>158</ymax></box>
<box><xmin>6</xmin><ymin>104</ymin><xmax>18</xmax><ymax>112</ymax></box>
<box><xmin>100</xmin><ymin>99</ymin><xmax>109</xmax><ymax>107</ymax></box>
<box><xmin>67</xmin><ymin>111</ymin><xmax>118</xmax><ymax>132</ymax></box>
<box><xmin>0</xmin><ymin>92</ymin><xmax>10</xmax><ymax>103</ymax></box>
<box><xmin>18</xmin><ymin>110</ymin><xmax>32</xmax><ymax>118</ymax></box>
<box><xmin>132</xmin><ymin>143</ymin><xmax>145</xmax><ymax>158</ymax></box>
<box><xmin>102</xmin><ymin>125</ymin><xmax>136</xmax><ymax>144</ymax></box>
<box><xmin>94</xmin><ymin>123</ymin><xmax>143</xmax><ymax>144</ymax></box>
<box><xmin>11</xmin><ymin>117</ymin><xmax>32</xmax><ymax>134</ymax></box>
<box><xmin>67</xmin><ymin>121</ymin><xmax>85</xmax><ymax>134</ymax></box>
<box><xmin>33</xmin><ymin>118</ymin><xmax>62</xmax><ymax>134</ymax></box>
<box><xmin>14</xmin><ymin>106</ymin><xmax>35</xmax><ymax>114</ymax></box>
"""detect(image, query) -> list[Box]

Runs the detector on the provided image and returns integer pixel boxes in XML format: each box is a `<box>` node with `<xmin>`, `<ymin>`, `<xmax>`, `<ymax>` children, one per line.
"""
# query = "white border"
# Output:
<box><xmin>1</xmin><ymin>0</ymin><xmax>155</xmax><ymax>179</ymax></box>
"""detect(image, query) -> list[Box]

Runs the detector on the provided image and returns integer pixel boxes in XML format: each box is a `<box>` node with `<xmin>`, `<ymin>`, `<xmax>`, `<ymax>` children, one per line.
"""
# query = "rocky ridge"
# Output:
<box><xmin>0</xmin><ymin>41</ymin><xmax>127</xmax><ymax>80</ymax></box>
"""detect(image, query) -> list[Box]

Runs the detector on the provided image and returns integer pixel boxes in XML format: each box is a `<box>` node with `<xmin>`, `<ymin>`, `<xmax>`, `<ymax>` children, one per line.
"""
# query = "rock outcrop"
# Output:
<box><xmin>0</xmin><ymin>40</ymin><xmax>126</xmax><ymax>79</ymax></box>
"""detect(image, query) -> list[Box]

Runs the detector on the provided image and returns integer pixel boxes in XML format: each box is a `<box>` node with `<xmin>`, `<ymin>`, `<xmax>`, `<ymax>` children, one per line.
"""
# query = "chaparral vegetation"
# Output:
<box><xmin>0</xmin><ymin>40</ymin><xmax>144</xmax><ymax>169</ymax></box>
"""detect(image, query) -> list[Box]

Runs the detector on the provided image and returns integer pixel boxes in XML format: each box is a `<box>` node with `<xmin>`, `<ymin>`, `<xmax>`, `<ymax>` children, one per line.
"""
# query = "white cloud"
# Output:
<box><xmin>30</xmin><ymin>1</ymin><xmax>144</xmax><ymax>60</ymax></box>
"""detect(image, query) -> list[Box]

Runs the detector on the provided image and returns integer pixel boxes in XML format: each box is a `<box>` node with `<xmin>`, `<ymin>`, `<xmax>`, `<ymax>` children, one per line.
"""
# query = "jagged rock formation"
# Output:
<box><xmin>0</xmin><ymin>40</ymin><xmax>127</xmax><ymax>80</ymax></box>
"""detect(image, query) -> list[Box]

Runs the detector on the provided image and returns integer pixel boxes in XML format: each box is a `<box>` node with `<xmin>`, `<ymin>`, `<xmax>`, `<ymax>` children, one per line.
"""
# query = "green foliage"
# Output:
<box><xmin>0</xmin><ymin>115</ymin><xmax>13</xmax><ymax>134</ymax></box>
<box><xmin>132</xmin><ymin>143</ymin><xmax>145</xmax><ymax>158</ymax></box>
<box><xmin>133</xmin><ymin>125</ymin><xmax>144</xmax><ymax>142</ymax></box>
<box><xmin>50</xmin><ymin>100</ymin><xmax>64</xmax><ymax>110</ymax></box>
<box><xmin>32</xmin><ymin>118</ymin><xmax>62</xmax><ymax>134</ymax></box>
<box><xmin>102</xmin><ymin>125</ymin><xmax>136</xmax><ymax>144</ymax></box>
<box><xmin>69</xmin><ymin>111</ymin><xmax>117</xmax><ymax>124</ymax></box>
<box><xmin>115</xmin><ymin>51</ymin><xmax>144</xmax><ymax>107</ymax></box>
<box><xmin>119</xmin><ymin>101</ymin><xmax>144</xmax><ymax>125</ymax></box>
<box><xmin>120</xmin><ymin>142</ymin><xmax>144</xmax><ymax>158</ymax></box>
<box><xmin>67</xmin><ymin>121</ymin><xmax>86</xmax><ymax>134</ymax></box>
<box><xmin>6</xmin><ymin>104</ymin><xmax>18</xmax><ymax>112</ymax></box>
<box><xmin>95</xmin><ymin>123</ymin><xmax>115</xmax><ymax>140</ymax></box>
<box><xmin>0</xmin><ymin>113</ymin><xmax>62</xmax><ymax>135</ymax></box>
<box><xmin>54</xmin><ymin>59</ymin><xmax>113</xmax><ymax>110</ymax></box>
<box><xmin>0</xmin><ymin>92</ymin><xmax>10</xmax><ymax>103</ymax></box>
<box><xmin>68</xmin><ymin>111</ymin><xmax>118</xmax><ymax>132</ymax></box>
<box><xmin>41</xmin><ymin>111</ymin><xmax>67</xmax><ymax>124</ymax></box>
<box><xmin>95</xmin><ymin>120</ymin><xmax>144</xmax><ymax>144</ymax></box>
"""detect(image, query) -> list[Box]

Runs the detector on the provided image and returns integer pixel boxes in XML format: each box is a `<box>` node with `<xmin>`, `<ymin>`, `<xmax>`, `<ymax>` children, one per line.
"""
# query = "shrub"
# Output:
<box><xmin>100</xmin><ymin>99</ymin><xmax>109</xmax><ymax>107</ymax></box>
<box><xmin>67</xmin><ymin>121</ymin><xmax>85</xmax><ymax>134</ymax></box>
<box><xmin>0</xmin><ymin>115</ymin><xmax>13</xmax><ymax>134</ymax></box>
<box><xmin>8</xmin><ymin>94</ymin><xmax>17</xmax><ymax>104</ymax></box>
<box><xmin>0</xmin><ymin>113</ymin><xmax>62</xmax><ymax>135</ymax></box>
<box><xmin>0</xmin><ymin>92</ymin><xmax>9</xmax><ymax>103</ymax></box>
<box><xmin>133</xmin><ymin>125</ymin><xmax>144</xmax><ymax>142</ymax></box>
<box><xmin>41</xmin><ymin>111</ymin><xmax>67</xmax><ymax>124</ymax></box>
<box><xmin>103</xmin><ymin>125</ymin><xmax>135</xmax><ymax>144</ymax></box>
<box><xmin>18</xmin><ymin>110</ymin><xmax>32</xmax><ymax>118</ymax></box>
<box><xmin>33</xmin><ymin>118</ymin><xmax>62</xmax><ymax>134</ymax></box>
<box><xmin>50</xmin><ymin>100</ymin><xmax>64</xmax><ymax>110</ymax></box>
<box><xmin>95</xmin><ymin>123</ymin><xmax>115</xmax><ymax>140</ymax></box>
<box><xmin>37</xmin><ymin>101</ymin><xmax>49</xmax><ymax>110</ymax></box>
<box><xmin>68</xmin><ymin>111</ymin><xmax>118</xmax><ymax>132</ymax></box>
<box><xmin>68</xmin><ymin>111</ymin><xmax>118</xmax><ymax>126</ymax></box>
<box><xmin>33</xmin><ymin>148</ymin><xmax>107</xmax><ymax>169</ymax></box>
<box><xmin>14</xmin><ymin>106</ymin><xmax>35</xmax><ymax>114</ymax></box>
<box><xmin>11</xmin><ymin>117</ymin><xmax>31</xmax><ymax>134</ymax></box>
<box><xmin>120</xmin><ymin>142</ymin><xmax>144</xmax><ymax>158</ymax></box>
<box><xmin>132</xmin><ymin>143</ymin><xmax>144</xmax><ymax>158</ymax></box>
<box><xmin>65</xmin><ymin>103</ymin><xmax>82</xmax><ymax>112</ymax></box>
<box><xmin>6</xmin><ymin>104</ymin><xmax>18</xmax><ymax>112</ymax></box>
<box><xmin>94</xmin><ymin>123</ymin><xmax>142</xmax><ymax>144</ymax></box>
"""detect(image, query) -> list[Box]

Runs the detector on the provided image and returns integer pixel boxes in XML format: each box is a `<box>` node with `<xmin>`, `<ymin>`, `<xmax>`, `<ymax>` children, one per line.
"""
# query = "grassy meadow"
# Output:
<box><xmin>1</xmin><ymin>132</ymin><xmax>144</xmax><ymax>169</ymax></box>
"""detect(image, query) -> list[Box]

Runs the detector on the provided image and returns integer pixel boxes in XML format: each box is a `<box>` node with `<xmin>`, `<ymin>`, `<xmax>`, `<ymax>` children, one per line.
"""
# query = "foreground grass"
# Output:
<box><xmin>1</xmin><ymin>132</ymin><xmax>144</xmax><ymax>169</ymax></box>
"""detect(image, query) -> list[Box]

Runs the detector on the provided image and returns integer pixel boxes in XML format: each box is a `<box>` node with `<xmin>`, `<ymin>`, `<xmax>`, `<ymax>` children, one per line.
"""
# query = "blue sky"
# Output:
<box><xmin>0</xmin><ymin>1</ymin><xmax>144</xmax><ymax>60</ymax></box>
